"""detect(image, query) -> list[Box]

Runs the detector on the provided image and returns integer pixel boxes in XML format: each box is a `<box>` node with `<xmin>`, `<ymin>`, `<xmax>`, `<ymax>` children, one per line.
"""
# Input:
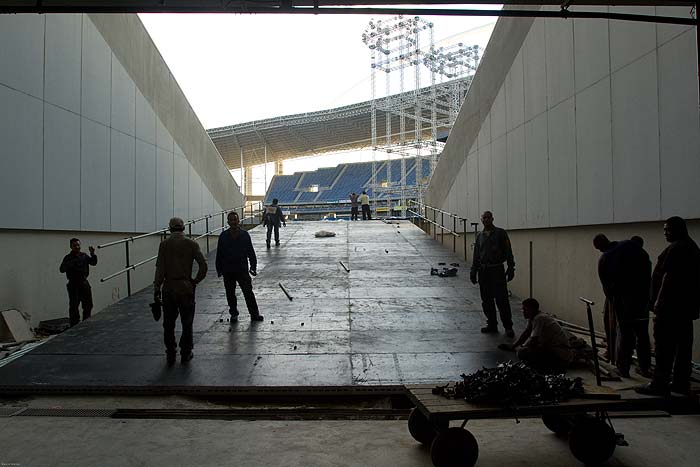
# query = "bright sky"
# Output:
<box><xmin>139</xmin><ymin>7</ymin><xmax>501</xmax><ymax>193</ymax></box>
<box><xmin>140</xmin><ymin>8</ymin><xmax>500</xmax><ymax>129</ymax></box>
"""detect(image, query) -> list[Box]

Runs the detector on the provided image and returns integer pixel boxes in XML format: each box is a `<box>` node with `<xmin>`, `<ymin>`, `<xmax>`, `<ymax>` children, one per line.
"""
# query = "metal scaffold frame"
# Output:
<box><xmin>362</xmin><ymin>15</ymin><xmax>481</xmax><ymax>216</ymax></box>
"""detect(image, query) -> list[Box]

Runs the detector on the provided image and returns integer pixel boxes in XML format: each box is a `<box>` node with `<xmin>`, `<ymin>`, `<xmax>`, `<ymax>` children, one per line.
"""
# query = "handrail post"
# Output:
<box><xmin>432</xmin><ymin>208</ymin><xmax>436</xmax><ymax>240</ymax></box>
<box><xmin>462</xmin><ymin>218</ymin><xmax>468</xmax><ymax>261</ymax></box>
<box><xmin>188</xmin><ymin>223</ymin><xmax>192</xmax><ymax>239</ymax></box>
<box><xmin>125</xmin><ymin>241</ymin><xmax>132</xmax><ymax>297</ymax></box>
<box><xmin>205</xmin><ymin>217</ymin><xmax>210</xmax><ymax>254</ymax></box>
<box><xmin>453</xmin><ymin>216</ymin><xmax>456</xmax><ymax>253</ymax></box>
<box><xmin>441</xmin><ymin>212</ymin><xmax>444</xmax><ymax>245</ymax></box>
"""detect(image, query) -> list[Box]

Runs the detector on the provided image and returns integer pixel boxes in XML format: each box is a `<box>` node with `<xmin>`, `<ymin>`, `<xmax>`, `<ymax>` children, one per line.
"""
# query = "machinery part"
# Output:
<box><xmin>407</xmin><ymin>408</ymin><xmax>447</xmax><ymax>445</ymax></box>
<box><xmin>541</xmin><ymin>414</ymin><xmax>574</xmax><ymax>435</ymax></box>
<box><xmin>430</xmin><ymin>427</ymin><xmax>479</xmax><ymax>467</ymax></box>
<box><xmin>568</xmin><ymin>416</ymin><xmax>617</xmax><ymax>465</ymax></box>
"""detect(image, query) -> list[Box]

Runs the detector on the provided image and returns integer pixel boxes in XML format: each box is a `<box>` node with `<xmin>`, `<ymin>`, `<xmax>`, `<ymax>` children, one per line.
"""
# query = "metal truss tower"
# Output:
<box><xmin>362</xmin><ymin>16</ymin><xmax>481</xmax><ymax>216</ymax></box>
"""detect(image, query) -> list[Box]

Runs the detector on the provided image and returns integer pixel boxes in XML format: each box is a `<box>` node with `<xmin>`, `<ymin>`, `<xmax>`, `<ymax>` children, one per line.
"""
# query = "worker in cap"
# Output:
<box><xmin>154</xmin><ymin>217</ymin><xmax>208</xmax><ymax>365</ymax></box>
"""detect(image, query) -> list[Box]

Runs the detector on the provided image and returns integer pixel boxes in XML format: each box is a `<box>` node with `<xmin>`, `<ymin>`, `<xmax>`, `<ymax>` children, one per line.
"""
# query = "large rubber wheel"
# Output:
<box><xmin>430</xmin><ymin>427</ymin><xmax>479</xmax><ymax>467</ymax></box>
<box><xmin>407</xmin><ymin>408</ymin><xmax>447</xmax><ymax>445</ymax></box>
<box><xmin>569</xmin><ymin>417</ymin><xmax>616</xmax><ymax>465</ymax></box>
<box><xmin>542</xmin><ymin>414</ymin><xmax>574</xmax><ymax>436</ymax></box>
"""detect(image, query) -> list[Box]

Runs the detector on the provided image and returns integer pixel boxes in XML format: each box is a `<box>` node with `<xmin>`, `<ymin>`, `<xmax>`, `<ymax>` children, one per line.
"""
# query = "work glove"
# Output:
<box><xmin>249</xmin><ymin>269</ymin><xmax>257</xmax><ymax>277</ymax></box>
<box><xmin>153</xmin><ymin>288</ymin><xmax>161</xmax><ymax>304</ymax></box>
<box><xmin>506</xmin><ymin>267</ymin><xmax>515</xmax><ymax>282</ymax></box>
<box><xmin>283</xmin><ymin>222</ymin><xmax>286</xmax><ymax>227</ymax></box>
<box><xmin>470</xmin><ymin>270</ymin><xmax>478</xmax><ymax>285</ymax></box>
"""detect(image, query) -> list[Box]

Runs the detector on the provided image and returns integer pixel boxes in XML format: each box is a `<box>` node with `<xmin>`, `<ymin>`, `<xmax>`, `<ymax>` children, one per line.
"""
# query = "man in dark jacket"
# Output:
<box><xmin>596</xmin><ymin>236</ymin><xmax>653</xmax><ymax>377</ymax></box>
<box><xmin>60</xmin><ymin>238</ymin><xmax>98</xmax><ymax>327</ymax></box>
<box><xmin>263</xmin><ymin>198</ymin><xmax>286</xmax><ymax>249</ymax></box>
<box><xmin>154</xmin><ymin>217</ymin><xmax>208</xmax><ymax>365</ymax></box>
<box><xmin>216</xmin><ymin>211</ymin><xmax>263</xmax><ymax>322</ymax></box>
<box><xmin>637</xmin><ymin>217</ymin><xmax>700</xmax><ymax>396</ymax></box>
<box><xmin>470</xmin><ymin>211</ymin><xmax>516</xmax><ymax>337</ymax></box>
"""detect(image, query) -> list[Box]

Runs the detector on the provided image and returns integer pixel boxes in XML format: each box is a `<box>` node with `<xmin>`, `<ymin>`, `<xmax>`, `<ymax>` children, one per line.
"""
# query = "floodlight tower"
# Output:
<box><xmin>362</xmin><ymin>16</ymin><xmax>483</xmax><ymax>217</ymax></box>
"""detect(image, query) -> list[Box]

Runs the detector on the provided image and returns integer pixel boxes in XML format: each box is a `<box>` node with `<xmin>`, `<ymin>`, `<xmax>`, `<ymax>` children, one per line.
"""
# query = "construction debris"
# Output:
<box><xmin>431</xmin><ymin>267</ymin><xmax>458</xmax><ymax>277</ymax></box>
<box><xmin>314</xmin><ymin>230</ymin><xmax>336</xmax><ymax>238</ymax></box>
<box><xmin>36</xmin><ymin>317</ymin><xmax>70</xmax><ymax>335</ymax></box>
<box><xmin>433</xmin><ymin>361</ymin><xmax>584</xmax><ymax>407</ymax></box>
<box><xmin>1</xmin><ymin>309</ymin><xmax>34</xmax><ymax>343</ymax></box>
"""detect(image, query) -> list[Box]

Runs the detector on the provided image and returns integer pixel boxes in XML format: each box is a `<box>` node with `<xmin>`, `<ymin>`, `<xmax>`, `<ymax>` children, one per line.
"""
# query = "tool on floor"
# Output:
<box><xmin>339</xmin><ymin>260</ymin><xmax>350</xmax><ymax>272</ymax></box>
<box><xmin>279</xmin><ymin>282</ymin><xmax>293</xmax><ymax>301</ymax></box>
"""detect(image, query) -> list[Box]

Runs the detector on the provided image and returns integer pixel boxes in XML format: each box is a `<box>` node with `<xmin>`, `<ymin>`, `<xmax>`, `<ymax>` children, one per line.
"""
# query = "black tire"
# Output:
<box><xmin>430</xmin><ymin>427</ymin><xmax>479</xmax><ymax>467</ymax></box>
<box><xmin>408</xmin><ymin>408</ymin><xmax>447</xmax><ymax>445</ymax></box>
<box><xmin>569</xmin><ymin>417</ymin><xmax>616</xmax><ymax>465</ymax></box>
<box><xmin>542</xmin><ymin>414</ymin><xmax>574</xmax><ymax>435</ymax></box>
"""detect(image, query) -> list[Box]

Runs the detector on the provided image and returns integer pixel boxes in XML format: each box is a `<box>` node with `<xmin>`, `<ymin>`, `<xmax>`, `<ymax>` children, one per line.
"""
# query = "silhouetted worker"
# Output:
<box><xmin>154</xmin><ymin>217</ymin><xmax>208</xmax><ymax>365</ymax></box>
<box><xmin>349</xmin><ymin>192</ymin><xmax>359</xmax><ymax>221</ymax></box>
<box><xmin>612</xmin><ymin>236</ymin><xmax>653</xmax><ymax>378</ymax></box>
<box><xmin>60</xmin><ymin>238</ymin><xmax>98</xmax><ymax>327</ymax></box>
<box><xmin>360</xmin><ymin>191</ymin><xmax>371</xmax><ymax>220</ymax></box>
<box><xmin>637</xmin><ymin>217</ymin><xmax>700</xmax><ymax>396</ymax></box>
<box><xmin>263</xmin><ymin>198</ymin><xmax>286</xmax><ymax>249</ymax></box>
<box><xmin>470</xmin><ymin>211</ymin><xmax>516</xmax><ymax>337</ymax></box>
<box><xmin>216</xmin><ymin>211</ymin><xmax>263</xmax><ymax>322</ymax></box>
<box><xmin>593</xmin><ymin>233</ymin><xmax>619</xmax><ymax>363</ymax></box>
<box><xmin>500</xmin><ymin>298</ymin><xmax>572</xmax><ymax>374</ymax></box>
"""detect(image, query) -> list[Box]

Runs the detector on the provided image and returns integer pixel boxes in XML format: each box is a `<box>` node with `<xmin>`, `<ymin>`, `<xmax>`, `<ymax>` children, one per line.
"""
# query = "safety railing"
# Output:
<box><xmin>97</xmin><ymin>201</ymin><xmax>263</xmax><ymax>296</ymax></box>
<box><xmin>407</xmin><ymin>200</ymin><xmax>470</xmax><ymax>260</ymax></box>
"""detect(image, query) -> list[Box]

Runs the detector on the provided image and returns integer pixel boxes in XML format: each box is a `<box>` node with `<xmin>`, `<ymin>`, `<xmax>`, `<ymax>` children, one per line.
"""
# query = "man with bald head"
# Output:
<box><xmin>154</xmin><ymin>217</ymin><xmax>208</xmax><ymax>365</ymax></box>
<box><xmin>470</xmin><ymin>211</ymin><xmax>516</xmax><ymax>337</ymax></box>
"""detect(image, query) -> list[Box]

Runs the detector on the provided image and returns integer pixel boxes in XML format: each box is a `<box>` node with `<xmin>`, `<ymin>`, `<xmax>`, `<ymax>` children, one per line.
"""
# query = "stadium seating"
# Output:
<box><xmin>264</xmin><ymin>157</ymin><xmax>433</xmax><ymax>206</ymax></box>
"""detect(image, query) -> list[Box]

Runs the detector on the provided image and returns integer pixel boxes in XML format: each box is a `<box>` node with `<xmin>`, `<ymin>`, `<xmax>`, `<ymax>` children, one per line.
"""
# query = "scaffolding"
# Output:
<box><xmin>362</xmin><ymin>15</ymin><xmax>481</xmax><ymax>216</ymax></box>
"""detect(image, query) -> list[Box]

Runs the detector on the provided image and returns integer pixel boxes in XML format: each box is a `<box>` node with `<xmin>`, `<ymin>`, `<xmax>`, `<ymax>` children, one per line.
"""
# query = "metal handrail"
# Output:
<box><xmin>408</xmin><ymin>199</ymin><xmax>463</xmax><ymax>221</ymax></box>
<box><xmin>407</xmin><ymin>209</ymin><xmax>460</xmax><ymax>237</ymax></box>
<box><xmin>407</xmin><ymin>200</ymin><xmax>469</xmax><ymax>261</ymax></box>
<box><xmin>98</xmin><ymin>201</ymin><xmax>264</xmax><ymax>295</ymax></box>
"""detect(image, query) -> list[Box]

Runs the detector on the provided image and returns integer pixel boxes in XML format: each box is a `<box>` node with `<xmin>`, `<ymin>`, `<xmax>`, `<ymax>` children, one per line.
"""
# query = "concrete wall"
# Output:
<box><xmin>0</xmin><ymin>14</ymin><xmax>239</xmax><ymax>324</ymax></box>
<box><xmin>427</xmin><ymin>6</ymin><xmax>700</xmax><ymax>359</ymax></box>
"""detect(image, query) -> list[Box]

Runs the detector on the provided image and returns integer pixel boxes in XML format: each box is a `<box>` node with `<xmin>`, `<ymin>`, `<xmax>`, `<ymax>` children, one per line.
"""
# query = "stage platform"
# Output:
<box><xmin>0</xmin><ymin>220</ymin><xmax>524</xmax><ymax>395</ymax></box>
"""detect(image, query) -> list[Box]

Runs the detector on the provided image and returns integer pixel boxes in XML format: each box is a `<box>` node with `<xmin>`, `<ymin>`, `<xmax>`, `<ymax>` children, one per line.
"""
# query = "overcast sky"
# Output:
<box><xmin>139</xmin><ymin>8</ymin><xmax>500</xmax><ymax>130</ymax></box>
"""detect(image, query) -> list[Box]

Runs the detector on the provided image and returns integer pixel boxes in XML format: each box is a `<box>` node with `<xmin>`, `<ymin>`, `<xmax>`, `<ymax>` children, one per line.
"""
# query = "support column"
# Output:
<box><xmin>245</xmin><ymin>166</ymin><xmax>254</xmax><ymax>199</ymax></box>
<box><xmin>275</xmin><ymin>159</ymin><xmax>284</xmax><ymax>176</ymax></box>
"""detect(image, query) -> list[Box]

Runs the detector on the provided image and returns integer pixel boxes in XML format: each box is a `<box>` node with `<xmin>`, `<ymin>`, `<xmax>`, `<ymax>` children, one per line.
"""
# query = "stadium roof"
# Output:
<box><xmin>208</xmin><ymin>77</ymin><xmax>471</xmax><ymax>170</ymax></box>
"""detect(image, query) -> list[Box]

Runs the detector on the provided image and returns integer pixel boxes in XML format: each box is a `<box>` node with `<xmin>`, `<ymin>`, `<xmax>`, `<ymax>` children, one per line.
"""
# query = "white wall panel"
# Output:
<box><xmin>0</xmin><ymin>15</ymin><xmax>44</xmax><ymax>99</ymax></box>
<box><xmin>477</xmin><ymin>144</ymin><xmax>492</xmax><ymax>215</ymax></box>
<box><xmin>658</xmin><ymin>31</ymin><xmax>700</xmax><ymax>219</ymax></box>
<box><xmin>523</xmin><ymin>19</ymin><xmax>547</xmax><ymax>121</ymax></box>
<box><xmin>135</xmin><ymin>88</ymin><xmax>156</xmax><ymax>144</ymax></box>
<box><xmin>491</xmin><ymin>136</ymin><xmax>508</xmax><ymax>225</ymax></box>
<box><xmin>656</xmin><ymin>6</ymin><xmax>695</xmax><ymax>45</ymax></box>
<box><xmin>458</xmin><ymin>161</ymin><xmax>468</xmax><ymax>217</ymax></box>
<box><xmin>611</xmin><ymin>53</ymin><xmax>660</xmax><ymax>223</ymax></box>
<box><xmin>506</xmin><ymin>51</ymin><xmax>525</xmax><ymax>132</ymax></box>
<box><xmin>573</xmin><ymin>10</ymin><xmax>610</xmax><ymax>92</ymax></box>
<box><xmin>466</xmin><ymin>152</ymin><xmax>479</xmax><ymax>222</ymax></box>
<box><xmin>44</xmin><ymin>104</ymin><xmax>80</xmax><ymax>230</ymax></box>
<box><xmin>490</xmin><ymin>86</ymin><xmax>506</xmax><ymax>141</ymax></box>
<box><xmin>0</xmin><ymin>87</ymin><xmax>43</xmax><ymax>229</ymax></box>
<box><xmin>173</xmin><ymin>150</ymin><xmax>189</xmax><ymax>220</ymax></box>
<box><xmin>81</xmin><ymin>118</ymin><xmax>111</xmax><ymax>231</ymax></box>
<box><xmin>81</xmin><ymin>18</ymin><xmax>111</xmax><ymax>126</ymax></box>
<box><xmin>545</xmin><ymin>17</ymin><xmax>574</xmax><ymax>108</ymax></box>
<box><xmin>189</xmin><ymin>167</ymin><xmax>203</xmax><ymax>233</ymax></box>
<box><xmin>156</xmin><ymin>148</ymin><xmax>174</xmax><ymax>228</ymax></box>
<box><xmin>110</xmin><ymin>56</ymin><xmax>135</xmax><ymax>136</ymax></box>
<box><xmin>609</xmin><ymin>6</ymin><xmax>656</xmax><ymax>72</ymax></box>
<box><xmin>135</xmin><ymin>140</ymin><xmax>156</xmax><ymax>232</ymax></box>
<box><xmin>110</xmin><ymin>130</ymin><xmax>136</xmax><ymax>232</ymax></box>
<box><xmin>478</xmin><ymin>113</ymin><xmax>491</xmax><ymax>148</ymax></box>
<box><xmin>525</xmin><ymin>113</ymin><xmax>549</xmax><ymax>228</ymax></box>
<box><xmin>156</xmin><ymin>115</ymin><xmax>173</xmax><ymax>152</ymax></box>
<box><xmin>45</xmin><ymin>14</ymin><xmax>81</xmax><ymax>113</ymax></box>
<box><xmin>576</xmin><ymin>78</ymin><xmax>614</xmax><ymax>225</ymax></box>
<box><xmin>547</xmin><ymin>98</ymin><xmax>577</xmax><ymax>226</ymax></box>
<box><xmin>507</xmin><ymin>125</ymin><xmax>527</xmax><ymax>229</ymax></box>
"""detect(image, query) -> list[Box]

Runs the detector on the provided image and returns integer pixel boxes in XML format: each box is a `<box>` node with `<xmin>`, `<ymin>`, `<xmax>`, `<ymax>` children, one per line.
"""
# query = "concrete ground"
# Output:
<box><xmin>0</xmin><ymin>415</ymin><xmax>699</xmax><ymax>466</ymax></box>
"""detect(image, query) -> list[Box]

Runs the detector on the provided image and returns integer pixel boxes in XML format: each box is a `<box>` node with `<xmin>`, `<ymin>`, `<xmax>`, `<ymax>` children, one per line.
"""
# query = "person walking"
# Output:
<box><xmin>59</xmin><ymin>238</ymin><xmax>98</xmax><ymax>327</ymax></box>
<box><xmin>263</xmin><ymin>198</ymin><xmax>286</xmax><ymax>249</ymax></box>
<box><xmin>593</xmin><ymin>233</ymin><xmax>619</xmax><ymax>364</ymax></box>
<box><xmin>470</xmin><ymin>211</ymin><xmax>516</xmax><ymax>337</ymax></box>
<box><xmin>349</xmin><ymin>192</ymin><xmax>359</xmax><ymax>221</ymax></box>
<box><xmin>360</xmin><ymin>191</ymin><xmax>371</xmax><ymax>220</ymax></box>
<box><xmin>637</xmin><ymin>217</ymin><xmax>700</xmax><ymax>396</ymax></box>
<box><xmin>153</xmin><ymin>217</ymin><xmax>208</xmax><ymax>365</ymax></box>
<box><xmin>216</xmin><ymin>211</ymin><xmax>263</xmax><ymax>323</ymax></box>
